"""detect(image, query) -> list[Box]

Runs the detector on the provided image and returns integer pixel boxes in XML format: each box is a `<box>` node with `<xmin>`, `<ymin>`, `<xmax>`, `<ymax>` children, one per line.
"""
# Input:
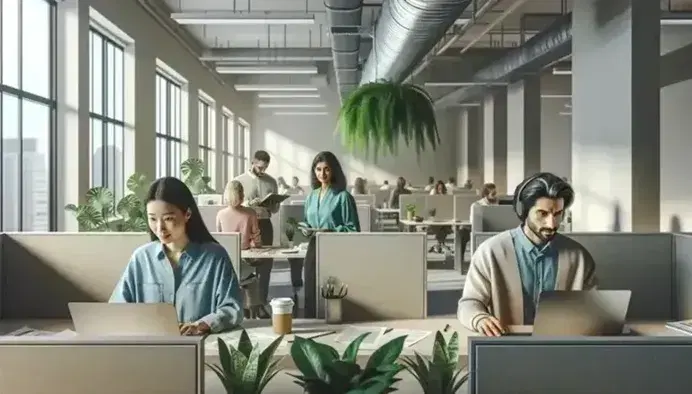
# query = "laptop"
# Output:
<box><xmin>68</xmin><ymin>302</ymin><xmax>180</xmax><ymax>336</ymax></box>
<box><xmin>507</xmin><ymin>290</ymin><xmax>632</xmax><ymax>336</ymax></box>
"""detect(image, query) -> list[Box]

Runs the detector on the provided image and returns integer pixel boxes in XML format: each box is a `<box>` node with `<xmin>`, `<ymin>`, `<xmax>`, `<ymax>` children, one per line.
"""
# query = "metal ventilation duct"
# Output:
<box><xmin>325</xmin><ymin>0</ymin><xmax>364</xmax><ymax>99</ymax></box>
<box><xmin>360</xmin><ymin>0</ymin><xmax>472</xmax><ymax>84</ymax></box>
<box><xmin>435</xmin><ymin>13</ymin><xmax>572</xmax><ymax>107</ymax></box>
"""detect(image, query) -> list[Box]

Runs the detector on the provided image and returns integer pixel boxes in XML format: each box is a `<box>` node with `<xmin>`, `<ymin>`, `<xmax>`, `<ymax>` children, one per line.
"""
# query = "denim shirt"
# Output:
<box><xmin>510</xmin><ymin>227</ymin><xmax>558</xmax><ymax>324</ymax></box>
<box><xmin>109</xmin><ymin>241</ymin><xmax>243</xmax><ymax>332</ymax></box>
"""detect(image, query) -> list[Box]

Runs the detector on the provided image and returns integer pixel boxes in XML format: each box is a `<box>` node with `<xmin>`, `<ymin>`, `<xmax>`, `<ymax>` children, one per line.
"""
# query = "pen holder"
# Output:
<box><xmin>324</xmin><ymin>298</ymin><xmax>343</xmax><ymax>324</ymax></box>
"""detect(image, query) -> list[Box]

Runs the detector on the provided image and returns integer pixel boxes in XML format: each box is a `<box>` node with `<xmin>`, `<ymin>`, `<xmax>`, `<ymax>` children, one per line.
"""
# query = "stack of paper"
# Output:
<box><xmin>3</xmin><ymin>326</ymin><xmax>77</xmax><ymax>337</ymax></box>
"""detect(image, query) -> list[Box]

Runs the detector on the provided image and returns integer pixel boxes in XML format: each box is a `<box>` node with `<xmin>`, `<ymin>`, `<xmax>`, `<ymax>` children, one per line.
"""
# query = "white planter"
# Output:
<box><xmin>324</xmin><ymin>298</ymin><xmax>343</xmax><ymax>324</ymax></box>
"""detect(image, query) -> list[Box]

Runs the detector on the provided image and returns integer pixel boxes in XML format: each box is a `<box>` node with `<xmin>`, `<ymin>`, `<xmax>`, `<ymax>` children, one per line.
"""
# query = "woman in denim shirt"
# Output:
<box><xmin>110</xmin><ymin>177</ymin><xmax>243</xmax><ymax>335</ymax></box>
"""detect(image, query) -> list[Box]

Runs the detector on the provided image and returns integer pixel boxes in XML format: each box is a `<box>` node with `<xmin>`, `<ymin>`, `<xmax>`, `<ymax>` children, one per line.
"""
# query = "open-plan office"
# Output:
<box><xmin>2</xmin><ymin>0</ymin><xmax>692</xmax><ymax>393</ymax></box>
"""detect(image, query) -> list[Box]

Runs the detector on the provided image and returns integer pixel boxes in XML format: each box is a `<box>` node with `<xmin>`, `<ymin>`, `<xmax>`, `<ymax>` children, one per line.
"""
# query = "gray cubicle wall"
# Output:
<box><xmin>279</xmin><ymin>205</ymin><xmax>309</xmax><ymax>245</ymax></box>
<box><xmin>470</xmin><ymin>205</ymin><xmax>518</xmax><ymax>252</ymax></box>
<box><xmin>674</xmin><ymin>234</ymin><xmax>692</xmax><ymax>319</ymax></box>
<box><xmin>473</xmin><ymin>232</ymin><xmax>675</xmax><ymax>319</ymax></box>
<box><xmin>399</xmin><ymin>194</ymin><xmax>427</xmax><ymax>217</ymax></box>
<box><xmin>469</xmin><ymin>336</ymin><xmax>692</xmax><ymax>394</ymax></box>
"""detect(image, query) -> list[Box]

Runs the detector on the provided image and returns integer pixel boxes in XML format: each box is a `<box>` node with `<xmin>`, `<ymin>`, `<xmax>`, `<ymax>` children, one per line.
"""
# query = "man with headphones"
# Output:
<box><xmin>458</xmin><ymin>172</ymin><xmax>597</xmax><ymax>336</ymax></box>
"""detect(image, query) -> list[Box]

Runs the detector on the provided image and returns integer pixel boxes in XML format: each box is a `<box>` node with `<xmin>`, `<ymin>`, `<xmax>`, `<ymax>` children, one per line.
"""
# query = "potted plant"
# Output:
<box><xmin>428</xmin><ymin>208</ymin><xmax>437</xmax><ymax>221</ymax></box>
<box><xmin>405</xmin><ymin>204</ymin><xmax>416</xmax><ymax>221</ymax></box>
<box><xmin>320</xmin><ymin>276</ymin><xmax>348</xmax><ymax>324</ymax></box>
<box><xmin>338</xmin><ymin>81</ymin><xmax>441</xmax><ymax>161</ymax></box>
<box><xmin>64</xmin><ymin>173</ymin><xmax>150</xmax><ymax>232</ymax></box>
<box><xmin>206</xmin><ymin>330</ymin><xmax>285</xmax><ymax>394</ymax></box>
<box><xmin>402</xmin><ymin>331</ymin><xmax>468</xmax><ymax>393</ymax></box>
<box><xmin>290</xmin><ymin>333</ymin><xmax>407</xmax><ymax>393</ymax></box>
<box><xmin>181</xmin><ymin>158</ymin><xmax>215</xmax><ymax>195</ymax></box>
<box><xmin>285</xmin><ymin>217</ymin><xmax>298</xmax><ymax>247</ymax></box>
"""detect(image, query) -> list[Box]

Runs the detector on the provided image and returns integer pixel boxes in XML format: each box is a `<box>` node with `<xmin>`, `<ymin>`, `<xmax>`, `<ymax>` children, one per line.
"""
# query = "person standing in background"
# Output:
<box><xmin>379</xmin><ymin>180</ymin><xmax>392</xmax><ymax>191</ymax></box>
<box><xmin>424</xmin><ymin>176</ymin><xmax>435</xmax><ymax>192</ymax></box>
<box><xmin>445</xmin><ymin>177</ymin><xmax>457</xmax><ymax>191</ymax></box>
<box><xmin>233</xmin><ymin>150</ymin><xmax>279</xmax><ymax>317</ymax></box>
<box><xmin>388</xmin><ymin>177</ymin><xmax>411</xmax><ymax>209</ymax></box>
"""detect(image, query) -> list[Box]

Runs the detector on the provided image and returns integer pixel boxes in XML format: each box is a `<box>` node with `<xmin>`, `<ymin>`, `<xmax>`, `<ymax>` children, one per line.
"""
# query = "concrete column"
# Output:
<box><xmin>540</xmin><ymin>74</ymin><xmax>572</xmax><ymax>178</ymax></box>
<box><xmin>660</xmin><ymin>26</ymin><xmax>692</xmax><ymax>231</ymax></box>
<box><xmin>571</xmin><ymin>0</ymin><xmax>660</xmax><ymax>231</ymax></box>
<box><xmin>506</xmin><ymin>75</ymin><xmax>541</xmax><ymax>192</ymax></box>
<box><xmin>456</xmin><ymin>107</ymin><xmax>483</xmax><ymax>188</ymax></box>
<box><xmin>483</xmin><ymin>87</ymin><xmax>508</xmax><ymax>193</ymax></box>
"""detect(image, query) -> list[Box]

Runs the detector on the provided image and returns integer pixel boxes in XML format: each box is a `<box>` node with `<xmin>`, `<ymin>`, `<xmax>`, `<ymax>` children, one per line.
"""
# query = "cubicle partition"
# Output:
<box><xmin>374</xmin><ymin>189</ymin><xmax>390</xmax><ymax>207</ymax></box>
<box><xmin>468</xmin><ymin>336</ymin><xmax>692</xmax><ymax>394</ymax></box>
<box><xmin>674</xmin><ymin>234</ymin><xmax>692</xmax><ymax>319</ymax></box>
<box><xmin>315</xmin><ymin>233</ymin><xmax>427</xmax><ymax>321</ymax></box>
<box><xmin>0</xmin><ymin>336</ymin><xmax>204</xmax><ymax>394</ymax></box>
<box><xmin>198</xmin><ymin>204</ymin><xmax>223</xmax><ymax>232</ymax></box>
<box><xmin>353</xmin><ymin>194</ymin><xmax>376</xmax><ymax>206</ymax></box>
<box><xmin>473</xmin><ymin>232</ymin><xmax>675</xmax><ymax>320</ymax></box>
<box><xmin>399</xmin><ymin>194</ymin><xmax>427</xmax><ymax>218</ymax></box>
<box><xmin>452</xmin><ymin>194</ymin><xmax>478</xmax><ymax>221</ymax></box>
<box><xmin>470</xmin><ymin>205</ymin><xmax>518</xmax><ymax>252</ymax></box>
<box><xmin>356</xmin><ymin>205</ymin><xmax>373</xmax><ymax>232</ymax></box>
<box><xmin>426</xmin><ymin>195</ymin><xmax>454</xmax><ymax>219</ymax></box>
<box><xmin>0</xmin><ymin>232</ymin><xmax>241</xmax><ymax>319</ymax></box>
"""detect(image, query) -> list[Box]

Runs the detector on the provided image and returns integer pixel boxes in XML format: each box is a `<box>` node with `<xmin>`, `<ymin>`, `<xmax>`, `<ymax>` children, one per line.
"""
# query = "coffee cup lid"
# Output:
<box><xmin>270</xmin><ymin>297</ymin><xmax>295</xmax><ymax>307</ymax></box>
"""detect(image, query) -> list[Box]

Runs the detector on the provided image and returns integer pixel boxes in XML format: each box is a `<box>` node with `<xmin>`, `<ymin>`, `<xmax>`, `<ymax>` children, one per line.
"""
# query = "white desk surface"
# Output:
<box><xmin>375</xmin><ymin>208</ymin><xmax>399</xmax><ymax>214</ymax></box>
<box><xmin>400</xmin><ymin>219</ymin><xmax>470</xmax><ymax>227</ymax></box>
<box><xmin>241</xmin><ymin>247</ymin><xmax>447</xmax><ymax>261</ymax></box>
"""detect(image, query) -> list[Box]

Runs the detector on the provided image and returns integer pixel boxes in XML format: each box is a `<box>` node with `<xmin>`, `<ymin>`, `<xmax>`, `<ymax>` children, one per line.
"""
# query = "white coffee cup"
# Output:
<box><xmin>270</xmin><ymin>297</ymin><xmax>295</xmax><ymax>334</ymax></box>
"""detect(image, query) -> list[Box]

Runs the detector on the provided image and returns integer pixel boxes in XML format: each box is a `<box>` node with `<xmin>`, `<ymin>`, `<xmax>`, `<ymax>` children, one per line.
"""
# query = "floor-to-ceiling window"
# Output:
<box><xmin>239</xmin><ymin>119</ymin><xmax>250</xmax><ymax>173</ymax></box>
<box><xmin>221</xmin><ymin>108</ymin><xmax>235</xmax><ymax>184</ymax></box>
<box><xmin>0</xmin><ymin>0</ymin><xmax>57</xmax><ymax>231</ymax></box>
<box><xmin>198</xmin><ymin>94</ymin><xmax>215</xmax><ymax>188</ymax></box>
<box><xmin>155</xmin><ymin>73</ymin><xmax>182</xmax><ymax>178</ymax></box>
<box><xmin>89</xmin><ymin>27</ymin><xmax>125</xmax><ymax>199</ymax></box>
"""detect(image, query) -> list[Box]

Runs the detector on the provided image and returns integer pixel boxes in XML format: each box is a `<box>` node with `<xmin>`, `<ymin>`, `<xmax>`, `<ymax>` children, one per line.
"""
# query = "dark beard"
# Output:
<box><xmin>527</xmin><ymin>220</ymin><xmax>557</xmax><ymax>244</ymax></box>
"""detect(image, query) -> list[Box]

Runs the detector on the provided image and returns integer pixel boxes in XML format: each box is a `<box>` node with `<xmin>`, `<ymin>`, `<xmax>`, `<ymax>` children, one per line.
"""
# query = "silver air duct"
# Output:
<box><xmin>325</xmin><ymin>0</ymin><xmax>364</xmax><ymax>99</ymax></box>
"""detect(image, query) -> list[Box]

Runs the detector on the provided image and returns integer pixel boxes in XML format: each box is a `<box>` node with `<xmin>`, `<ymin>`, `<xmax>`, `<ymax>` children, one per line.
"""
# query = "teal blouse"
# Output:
<box><xmin>304</xmin><ymin>188</ymin><xmax>361</xmax><ymax>232</ymax></box>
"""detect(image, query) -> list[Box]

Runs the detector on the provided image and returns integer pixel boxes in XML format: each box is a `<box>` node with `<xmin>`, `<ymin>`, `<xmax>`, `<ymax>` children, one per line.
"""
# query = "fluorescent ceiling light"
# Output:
<box><xmin>274</xmin><ymin>112</ymin><xmax>329</xmax><ymax>116</ymax></box>
<box><xmin>234</xmin><ymin>85</ymin><xmax>319</xmax><ymax>92</ymax></box>
<box><xmin>259</xmin><ymin>103</ymin><xmax>327</xmax><ymax>109</ymax></box>
<box><xmin>258</xmin><ymin>93</ymin><xmax>320</xmax><ymax>99</ymax></box>
<box><xmin>454</xmin><ymin>18</ymin><xmax>471</xmax><ymax>25</ymax></box>
<box><xmin>171</xmin><ymin>13</ymin><xmax>315</xmax><ymax>25</ymax></box>
<box><xmin>216</xmin><ymin>65</ymin><xmax>318</xmax><ymax>75</ymax></box>
<box><xmin>552</xmin><ymin>68</ymin><xmax>572</xmax><ymax>76</ymax></box>
<box><xmin>424</xmin><ymin>82</ymin><xmax>505</xmax><ymax>87</ymax></box>
<box><xmin>661</xmin><ymin>18</ymin><xmax>692</xmax><ymax>26</ymax></box>
<box><xmin>559</xmin><ymin>111</ymin><xmax>572</xmax><ymax>116</ymax></box>
<box><xmin>541</xmin><ymin>94</ymin><xmax>571</xmax><ymax>99</ymax></box>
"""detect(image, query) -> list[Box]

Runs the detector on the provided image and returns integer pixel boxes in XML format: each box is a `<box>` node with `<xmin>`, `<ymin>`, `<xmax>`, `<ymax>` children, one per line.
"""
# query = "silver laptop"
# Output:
<box><xmin>528</xmin><ymin>290</ymin><xmax>632</xmax><ymax>336</ymax></box>
<box><xmin>68</xmin><ymin>303</ymin><xmax>180</xmax><ymax>336</ymax></box>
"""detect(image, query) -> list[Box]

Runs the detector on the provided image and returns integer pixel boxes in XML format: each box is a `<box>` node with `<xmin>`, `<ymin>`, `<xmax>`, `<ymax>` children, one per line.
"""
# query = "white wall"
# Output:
<box><xmin>660</xmin><ymin>25</ymin><xmax>692</xmax><ymax>231</ymax></box>
<box><xmin>540</xmin><ymin>74</ymin><xmax>572</xmax><ymax>178</ymax></box>
<box><xmin>57</xmin><ymin>0</ymin><xmax>254</xmax><ymax>230</ymax></box>
<box><xmin>250</xmin><ymin>71</ymin><xmax>458</xmax><ymax>186</ymax></box>
<box><xmin>506</xmin><ymin>81</ymin><xmax>525</xmax><ymax>191</ymax></box>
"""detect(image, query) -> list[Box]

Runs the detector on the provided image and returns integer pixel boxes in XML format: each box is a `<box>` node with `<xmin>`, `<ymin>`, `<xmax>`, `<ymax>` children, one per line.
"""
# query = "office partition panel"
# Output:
<box><xmin>356</xmin><ymin>205</ymin><xmax>372</xmax><ymax>232</ymax></box>
<box><xmin>315</xmin><ymin>233</ymin><xmax>427</xmax><ymax>321</ymax></box>
<box><xmin>674</xmin><ymin>234</ymin><xmax>692</xmax><ymax>319</ymax></box>
<box><xmin>211</xmin><ymin>233</ymin><xmax>242</xmax><ymax>277</ymax></box>
<box><xmin>353</xmin><ymin>194</ymin><xmax>376</xmax><ymax>206</ymax></box>
<box><xmin>453</xmin><ymin>194</ymin><xmax>478</xmax><ymax>221</ymax></box>
<box><xmin>0</xmin><ymin>336</ymin><xmax>204</xmax><ymax>394</ymax></box>
<box><xmin>469</xmin><ymin>336</ymin><xmax>692</xmax><ymax>394</ymax></box>
<box><xmin>399</xmin><ymin>195</ymin><xmax>427</xmax><ymax>218</ymax></box>
<box><xmin>198</xmin><ymin>204</ymin><xmax>223</xmax><ymax>233</ymax></box>
<box><xmin>374</xmin><ymin>189</ymin><xmax>391</xmax><ymax>207</ymax></box>
<box><xmin>425</xmin><ymin>195</ymin><xmax>455</xmax><ymax>220</ymax></box>
<box><xmin>279</xmin><ymin>204</ymin><xmax>309</xmax><ymax>245</ymax></box>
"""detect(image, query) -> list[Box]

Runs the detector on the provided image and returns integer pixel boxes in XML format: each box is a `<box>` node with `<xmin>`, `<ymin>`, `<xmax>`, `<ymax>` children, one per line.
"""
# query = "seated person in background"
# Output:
<box><xmin>472</xmin><ymin>183</ymin><xmax>499</xmax><ymax>210</ymax></box>
<box><xmin>405</xmin><ymin>181</ymin><xmax>417</xmax><ymax>191</ymax></box>
<box><xmin>463</xmin><ymin>179</ymin><xmax>473</xmax><ymax>189</ymax></box>
<box><xmin>110</xmin><ymin>177</ymin><xmax>243</xmax><ymax>335</ymax></box>
<box><xmin>277</xmin><ymin>176</ymin><xmax>291</xmax><ymax>195</ymax></box>
<box><xmin>445</xmin><ymin>177</ymin><xmax>457</xmax><ymax>191</ymax></box>
<box><xmin>430</xmin><ymin>180</ymin><xmax>448</xmax><ymax>195</ymax></box>
<box><xmin>289</xmin><ymin>176</ymin><xmax>305</xmax><ymax>195</ymax></box>
<box><xmin>389</xmin><ymin>176</ymin><xmax>411</xmax><ymax>209</ymax></box>
<box><xmin>458</xmin><ymin>172</ymin><xmax>596</xmax><ymax>336</ymax></box>
<box><xmin>379</xmin><ymin>180</ymin><xmax>392</xmax><ymax>191</ymax></box>
<box><xmin>423</xmin><ymin>176</ymin><xmax>435</xmax><ymax>192</ymax></box>
<box><xmin>351</xmin><ymin>177</ymin><xmax>367</xmax><ymax>195</ymax></box>
<box><xmin>216</xmin><ymin>180</ymin><xmax>261</xmax><ymax>249</ymax></box>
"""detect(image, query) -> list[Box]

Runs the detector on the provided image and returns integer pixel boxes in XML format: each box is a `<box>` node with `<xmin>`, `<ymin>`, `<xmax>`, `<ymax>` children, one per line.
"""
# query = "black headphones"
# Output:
<box><xmin>512</xmin><ymin>173</ymin><xmax>552</xmax><ymax>221</ymax></box>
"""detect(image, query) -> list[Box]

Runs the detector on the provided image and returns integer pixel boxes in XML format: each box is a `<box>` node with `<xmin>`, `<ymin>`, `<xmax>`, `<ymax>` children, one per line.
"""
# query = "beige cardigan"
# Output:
<box><xmin>457</xmin><ymin>230</ymin><xmax>597</xmax><ymax>331</ymax></box>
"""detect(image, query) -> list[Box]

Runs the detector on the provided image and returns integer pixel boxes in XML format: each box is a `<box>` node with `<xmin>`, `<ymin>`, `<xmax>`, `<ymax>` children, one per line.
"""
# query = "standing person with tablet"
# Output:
<box><xmin>233</xmin><ymin>150</ymin><xmax>281</xmax><ymax>317</ymax></box>
<box><xmin>291</xmin><ymin>151</ymin><xmax>360</xmax><ymax>317</ymax></box>
<box><xmin>110</xmin><ymin>177</ymin><xmax>243</xmax><ymax>335</ymax></box>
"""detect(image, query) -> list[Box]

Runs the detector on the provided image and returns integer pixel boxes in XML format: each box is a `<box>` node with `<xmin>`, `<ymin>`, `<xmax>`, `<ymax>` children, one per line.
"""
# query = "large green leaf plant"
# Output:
<box><xmin>64</xmin><ymin>173</ymin><xmax>150</xmax><ymax>232</ymax></box>
<box><xmin>181</xmin><ymin>158</ymin><xmax>215</xmax><ymax>194</ymax></box>
<box><xmin>290</xmin><ymin>333</ymin><xmax>407</xmax><ymax>393</ymax></box>
<box><xmin>401</xmin><ymin>331</ymin><xmax>468</xmax><ymax>394</ymax></box>
<box><xmin>206</xmin><ymin>330</ymin><xmax>285</xmax><ymax>394</ymax></box>
<box><xmin>338</xmin><ymin>81</ymin><xmax>440</xmax><ymax>160</ymax></box>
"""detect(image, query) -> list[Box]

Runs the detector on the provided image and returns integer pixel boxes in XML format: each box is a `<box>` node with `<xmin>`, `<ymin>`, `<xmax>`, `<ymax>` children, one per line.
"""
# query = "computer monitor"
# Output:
<box><xmin>69</xmin><ymin>302</ymin><xmax>180</xmax><ymax>336</ymax></box>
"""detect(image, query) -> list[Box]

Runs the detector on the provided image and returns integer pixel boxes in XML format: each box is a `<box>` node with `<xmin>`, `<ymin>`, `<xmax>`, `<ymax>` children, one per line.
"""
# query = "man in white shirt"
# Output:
<box><xmin>379</xmin><ymin>180</ymin><xmax>392</xmax><ymax>191</ymax></box>
<box><xmin>423</xmin><ymin>176</ymin><xmax>435</xmax><ymax>192</ymax></box>
<box><xmin>471</xmin><ymin>182</ymin><xmax>499</xmax><ymax>211</ymax></box>
<box><xmin>445</xmin><ymin>177</ymin><xmax>457</xmax><ymax>191</ymax></box>
<box><xmin>233</xmin><ymin>150</ymin><xmax>280</xmax><ymax>315</ymax></box>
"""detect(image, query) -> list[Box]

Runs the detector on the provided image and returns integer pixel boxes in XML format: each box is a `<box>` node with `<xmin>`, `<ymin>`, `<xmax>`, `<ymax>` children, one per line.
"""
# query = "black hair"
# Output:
<box><xmin>428</xmin><ymin>176</ymin><xmax>435</xmax><ymax>184</ymax></box>
<box><xmin>448</xmin><ymin>177</ymin><xmax>456</xmax><ymax>184</ymax></box>
<box><xmin>253</xmin><ymin>150</ymin><xmax>270</xmax><ymax>163</ymax></box>
<box><xmin>383</xmin><ymin>180</ymin><xmax>389</xmax><ymax>185</ymax></box>
<box><xmin>310</xmin><ymin>151</ymin><xmax>347</xmax><ymax>191</ymax></box>
<box><xmin>145</xmin><ymin>177</ymin><xmax>218</xmax><ymax>244</ymax></box>
<box><xmin>353</xmin><ymin>177</ymin><xmax>366</xmax><ymax>194</ymax></box>
<box><xmin>396</xmin><ymin>177</ymin><xmax>407</xmax><ymax>190</ymax></box>
<box><xmin>512</xmin><ymin>172</ymin><xmax>575</xmax><ymax>221</ymax></box>
<box><xmin>435</xmin><ymin>180</ymin><xmax>447</xmax><ymax>194</ymax></box>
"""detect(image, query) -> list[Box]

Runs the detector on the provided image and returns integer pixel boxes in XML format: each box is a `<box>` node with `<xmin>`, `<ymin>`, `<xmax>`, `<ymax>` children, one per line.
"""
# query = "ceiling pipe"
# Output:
<box><xmin>360</xmin><ymin>0</ymin><xmax>473</xmax><ymax>84</ymax></box>
<box><xmin>406</xmin><ymin>0</ymin><xmax>503</xmax><ymax>82</ymax></box>
<box><xmin>435</xmin><ymin>13</ymin><xmax>572</xmax><ymax>107</ymax></box>
<box><xmin>458</xmin><ymin>0</ymin><xmax>531</xmax><ymax>55</ymax></box>
<box><xmin>324</xmin><ymin>0</ymin><xmax>364</xmax><ymax>100</ymax></box>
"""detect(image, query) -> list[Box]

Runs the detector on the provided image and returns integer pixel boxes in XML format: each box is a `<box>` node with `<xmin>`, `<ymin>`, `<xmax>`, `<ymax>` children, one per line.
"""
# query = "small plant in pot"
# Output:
<box><xmin>405</xmin><ymin>204</ymin><xmax>416</xmax><ymax>221</ymax></box>
<box><xmin>285</xmin><ymin>217</ymin><xmax>298</xmax><ymax>247</ymax></box>
<box><xmin>428</xmin><ymin>208</ymin><xmax>437</xmax><ymax>220</ymax></box>
<box><xmin>402</xmin><ymin>330</ymin><xmax>469</xmax><ymax>394</ymax></box>
<box><xmin>206</xmin><ymin>329</ymin><xmax>285</xmax><ymax>394</ymax></box>
<box><xmin>320</xmin><ymin>276</ymin><xmax>348</xmax><ymax>324</ymax></box>
<box><xmin>290</xmin><ymin>333</ymin><xmax>407</xmax><ymax>393</ymax></box>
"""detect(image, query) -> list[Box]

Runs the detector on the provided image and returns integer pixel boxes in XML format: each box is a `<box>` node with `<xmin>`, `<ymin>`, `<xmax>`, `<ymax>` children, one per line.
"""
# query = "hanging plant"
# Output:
<box><xmin>338</xmin><ymin>81</ymin><xmax>440</xmax><ymax>160</ymax></box>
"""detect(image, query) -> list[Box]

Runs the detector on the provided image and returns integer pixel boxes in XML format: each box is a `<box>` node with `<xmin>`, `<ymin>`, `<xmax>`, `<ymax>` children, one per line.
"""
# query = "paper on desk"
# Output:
<box><xmin>3</xmin><ymin>326</ymin><xmax>77</xmax><ymax>337</ymax></box>
<box><xmin>379</xmin><ymin>329</ymin><xmax>431</xmax><ymax>348</ymax></box>
<box><xmin>335</xmin><ymin>326</ymin><xmax>387</xmax><ymax>349</ymax></box>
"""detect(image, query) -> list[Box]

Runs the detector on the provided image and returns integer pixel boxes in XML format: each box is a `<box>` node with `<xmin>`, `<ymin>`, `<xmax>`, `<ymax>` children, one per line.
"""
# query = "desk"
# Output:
<box><xmin>241</xmin><ymin>246</ymin><xmax>447</xmax><ymax>262</ymax></box>
<box><xmin>400</xmin><ymin>220</ymin><xmax>471</xmax><ymax>272</ymax></box>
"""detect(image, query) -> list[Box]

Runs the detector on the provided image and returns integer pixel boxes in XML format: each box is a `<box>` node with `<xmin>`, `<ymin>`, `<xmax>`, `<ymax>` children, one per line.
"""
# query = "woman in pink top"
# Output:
<box><xmin>216</xmin><ymin>180</ymin><xmax>262</xmax><ymax>250</ymax></box>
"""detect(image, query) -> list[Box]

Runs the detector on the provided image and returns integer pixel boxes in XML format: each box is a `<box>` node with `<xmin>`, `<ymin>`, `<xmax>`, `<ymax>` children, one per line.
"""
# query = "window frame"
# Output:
<box><xmin>88</xmin><ymin>26</ymin><xmax>126</xmax><ymax>199</ymax></box>
<box><xmin>197</xmin><ymin>95</ymin><xmax>215</xmax><ymax>186</ymax></box>
<box><xmin>0</xmin><ymin>0</ymin><xmax>58</xmax><ymax>231</ymax></box>
<box><xmin>155</xmin><ymin>72</ymin><xmax>184</xmax><ymax>178</ymax></box>
<box><xmin>221</xmin><ymin>108</ymin><xmax>236</xmax><ymax>183</ymax></box>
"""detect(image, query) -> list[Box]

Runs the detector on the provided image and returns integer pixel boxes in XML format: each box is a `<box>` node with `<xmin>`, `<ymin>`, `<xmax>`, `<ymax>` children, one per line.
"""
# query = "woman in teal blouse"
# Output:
<box><xmin>289</xmin><ymin>151</ymin><xmax>360</xmax><ymax>317</ymax></box>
